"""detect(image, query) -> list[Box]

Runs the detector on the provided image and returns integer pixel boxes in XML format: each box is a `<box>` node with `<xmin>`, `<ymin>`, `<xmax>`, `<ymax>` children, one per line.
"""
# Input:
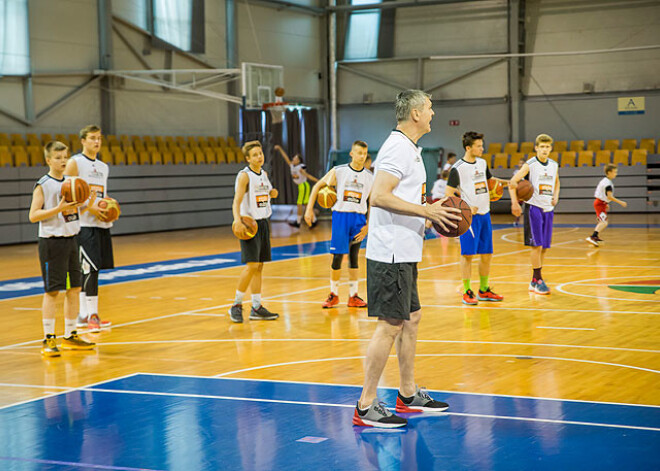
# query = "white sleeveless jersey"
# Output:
<box><xmin>595</xmin><ymin>177</ymin><xmax>613</xmax><ymax>202</ymax></box>
<box><xmin>35</xmin><ymin>175</ymin><xmax>81</xmax><ymax>238</ymax></box>
<box><xmin>290</xmin><ymin>163</ymin><xmax>307</xmax><ymax>185</ymax></box>
<box><xmin>448</xmin><ymin>158</ymin><xmax>491</xmax><ymax>215</ymax></box>
<box><xmin>332</xmin><ymin>164</ymin><xmax>374</xmax><ymax>214</ymax></box>
<box><xmin>526</xmin><ymin>156</ymin><xmax>559</xmax><ymax>212</ymax></box>
<box><xmin>236</xmin><ymin>167</ymin><xmax>273</xmax><ymax>220</ymax></box>
<box><xmin>71</xmin><ymin>153</ymin><xmax>112</xmax><ymax>228</ymax></box>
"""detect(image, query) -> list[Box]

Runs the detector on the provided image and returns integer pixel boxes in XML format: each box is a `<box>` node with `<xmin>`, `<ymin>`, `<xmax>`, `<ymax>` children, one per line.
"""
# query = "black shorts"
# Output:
<box><xmin>38</xmin><ymin>237</ymin><xmax>82</xmax><ymax>292</ymax></box>
<box><xmin>240</xmin><ymin>219</ymin><xmax>272</xmax><ymax>264</ymax></box>
<box><xmin>79</xmin><ymin>227</ymin><xmax>115</xmax><ymax>271</ymax></box>
<box><xmin>367</xmin><ymin>259</ymin><xmax>421</xmax><ymax>320</ymax></box>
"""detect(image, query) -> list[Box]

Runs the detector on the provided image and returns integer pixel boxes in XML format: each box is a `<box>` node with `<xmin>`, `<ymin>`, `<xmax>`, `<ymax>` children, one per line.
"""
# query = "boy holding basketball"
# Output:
<box><xmin>29</xmin><ymin>141</ymin><xmax>95</xmax><ymax>356</ymax></box>
<box><xmin>273</xmin><ymin>145</ymin><xmax>318</xmax><ymax>228</ymax></box>
<box><xmin>304</xmin><ymin>140</ymin><xmax>374</xmax><ymax>308</ymax></box>
<box><xmin>229</xmin><ymin>141</ymin><xmax>280</xmax><ymax>323</ymax></box>
<box><xmin>586</xmin><ymin>164</ymin><xmax>627</xmax><ymax>247</ymax></box>
<box><xmin>446</xmin><ymin>131</ymin><xmax>506</xmax><ymax>305</ymax></box>
<box><xmin>509</xmin><ymin>133</ymin><xmax>560</xmax><ymax>295</ymax></box>
<box><xmin>65</xmin><ymin>125</ymin><xmax>114</xmax><ymax>332</ymax></box>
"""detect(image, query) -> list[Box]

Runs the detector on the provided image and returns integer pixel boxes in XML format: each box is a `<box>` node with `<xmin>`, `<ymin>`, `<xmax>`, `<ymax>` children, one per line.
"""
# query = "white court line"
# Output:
<box><xmin>500</xmin><ymin>228</ymin><xmax>578</xmax><ymax>244</ymax></box>
<box><xmin>536</xmin><ymin>326</ymin><xmax>595</xmax><ymax>331</ymax></box>
<box><xmin>490</xmin><ymin>263</ymin><xmax>654</xmax><ymax>269</ymax></box>
<box><xmin>70</xmin><ymin>386</ymin><xmax>660</xmax><ymax>433</ymax></box>
<box><xmin>557</xmin><ymin>275</ymin><xmax>660</xmax><ymax>303</ymax></box>
<box><xmin>0</xmin><ymin>382</ymin><xmax>73</xmax><ymax>390</ymax></box>
<box><xmin>12</xmin><ymin>307</ymin><xmax>40</xmax><ymax>311</ymax></box>
<box><xmin>136</xmin><ymin>372</ymin><xmax>660</xmax><ymax>409</ymax></box>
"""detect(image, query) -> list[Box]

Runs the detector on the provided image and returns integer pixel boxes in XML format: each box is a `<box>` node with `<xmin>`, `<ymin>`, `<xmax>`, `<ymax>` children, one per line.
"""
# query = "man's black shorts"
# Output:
<box><xmin>367</xmin><ymin>259</ymin><xmax>420</xmax><ymax>320</ymax></box>
<box><xmin>39</xmin><ymin>236</ymin><xmax>82</xmax><ymax>292</ymax></box>
<box><xmin>79</xmin><ymin>227</ymin><xmax>114</xmax><ymax>271</ymax></box>
<box><xmin>240</xmin><ymin>219</ymin><xmax>272</xmax><ymax>264</ymax></box>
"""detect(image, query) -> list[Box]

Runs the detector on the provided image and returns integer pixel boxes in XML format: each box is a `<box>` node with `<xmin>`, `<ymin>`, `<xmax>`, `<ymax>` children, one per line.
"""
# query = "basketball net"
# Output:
<box><xmin>263</xmin><ymin>97</ymin><xmax>288</xmax><ymax>124</ymax></box>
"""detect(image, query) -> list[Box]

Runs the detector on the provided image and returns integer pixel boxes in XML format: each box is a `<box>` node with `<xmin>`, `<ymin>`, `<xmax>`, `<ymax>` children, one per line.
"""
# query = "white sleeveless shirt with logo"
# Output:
<box><xmin>332</xmin><ymin>164</ymin><xmax>374</xmax><ymax>214</ymax></box>
<box><xmin>448</xmin><ymin>158</ymin><xmax>491</xmax><ymax>215</ymax></box>
<box><xmin>236</xmin><ymin>167</ymin><xmax>273</xmax><ymax>220</ymax></box>
<box><xmin>594</xmin><ymin>177</ymin><xmax>613</xmax><ymax>202</ymax></box>
<box><xmin>35</xmin><ymin>175</ymin><xmax>81</xmax><ymax>238</ymax></box>
<box><xmin>70</xmin><ymin>153</ymin><xmax>112</xmax><ymax>229</ymax></box>
<box><xmin>290</xmin><ymin>163</ymin><xmax>307</xmax><ymax>185</ymax></box>
<box><xmin>526</xmin><ymin>156</ymin><xmax>559</xmax><ymax>212</ymax></box>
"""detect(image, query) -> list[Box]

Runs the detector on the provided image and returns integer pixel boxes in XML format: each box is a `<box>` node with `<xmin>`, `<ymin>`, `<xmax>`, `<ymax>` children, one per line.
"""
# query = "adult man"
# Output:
<box><xmin>353</xmin><ymin>90</ymin><xmax>462</xmax><ymax>428</ymax></box>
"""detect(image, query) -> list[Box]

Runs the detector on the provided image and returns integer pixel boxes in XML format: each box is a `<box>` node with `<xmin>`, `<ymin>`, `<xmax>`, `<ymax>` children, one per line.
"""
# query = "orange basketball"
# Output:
<box><xmin>432</xmin><ymin>196</ymin><xmax>472</xmax><ymax>238</ymax></box>
<box><xmin>274</xmin><ymin>87</ymin><xmax>285</xmax><ymax>97</ymax></box>
<box><xmin>317</xmin><ymin>186</ymin><xmax>337</xmax><ymax>209</ymax></box>
<box><xmin>488</xmin><ymin>179</ymin><xmax>504</xmax><ymax>202</ymax></box>
<box><xmin>232</xmin><ymin>216</ymin><xmax>258</xmax><ymax>240</ymax></box>
<box><xmin>61</xmin><ymin>177</ymin><xmax>90</xmax><ymax>203</ymax></box>
<box><xmin>516</xmin><ymin>180</ymin><xmax>534</xmax><ymax>202</ymax></box>
<box><xmin>97</xmin><ymin>197</ymin><xmax>121</xmax><ymax>222</ymax></box>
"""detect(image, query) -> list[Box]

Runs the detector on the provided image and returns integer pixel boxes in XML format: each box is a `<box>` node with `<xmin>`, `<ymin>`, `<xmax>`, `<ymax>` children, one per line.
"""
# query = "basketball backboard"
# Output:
<box><xmin>242</xmin><ymin>62</ymin><xmax>284</xmax><ymax>109</ymax></box>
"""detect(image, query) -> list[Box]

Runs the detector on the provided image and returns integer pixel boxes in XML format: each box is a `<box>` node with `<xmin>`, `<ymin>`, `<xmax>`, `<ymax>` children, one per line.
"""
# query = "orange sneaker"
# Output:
<box><xmin>322</xmin><ymin>293</ymin><xmax>339</xmax><ymax>308</ymax></box>
<box><xmin>462</xmin><ymin>289</ymin><xmax>478</xmax><ymax>305</ymax></box>
<box><xmin>347</xmin><ymin>294</ymin><xmax>367</xmax><ymax>308</ymax></box>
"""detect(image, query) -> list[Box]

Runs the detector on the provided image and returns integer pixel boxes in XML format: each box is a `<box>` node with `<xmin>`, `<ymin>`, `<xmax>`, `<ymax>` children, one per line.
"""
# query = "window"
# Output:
<box><xmin>0</xmin><ymin>0</ymin><xmax>30</xmax><ymax>75</ymax></box>
<box><xmin>344</xmin><ymin>0</ymin><xmax>381</xmax><ymax>60</ymax></box>
<box><xmin>113</xmin><ymin>0</ymin><xmax>149</xmax><ymax>30</ymax></box>
<box><xmin>153</xmin><ymin>0</ymin><xmax>193</xmax><ymax>51</ymax></box>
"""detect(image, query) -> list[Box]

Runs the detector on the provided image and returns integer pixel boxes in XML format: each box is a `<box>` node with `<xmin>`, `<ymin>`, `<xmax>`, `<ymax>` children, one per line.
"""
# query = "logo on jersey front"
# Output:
<box><xmin>538</xmin><ymin>173</ymin><xmax>554</xmax><ymax>196</ymax></box>
<box><xmin>89</xmin><ymin>166</ymin><xmax>104</xmax><ymax>180</ymax></box>
<box><xmin>472</xmin><ymin>169</ymin><xmax>487</xmax><ymax>194</ymax></box>
<box><xmin>343</xmin><ymin>176</ymin><xmax>364</xmax><ymax>203</ymax></box>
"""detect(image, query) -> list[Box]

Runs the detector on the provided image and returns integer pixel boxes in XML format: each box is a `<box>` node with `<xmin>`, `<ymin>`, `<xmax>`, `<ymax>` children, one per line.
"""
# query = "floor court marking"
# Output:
<box><xmin>214</xmin><ymin>353</ymin><xmax>660</xmax><ymax>378</ymax></box>
<box><xmin>557</xmin><ymin>275</ymin><xmax>660</xmax><ymax>302</ymax></box>
<box><xmin>500</xmin><ymin>227</ymin><xmax>578</xmax><ymax>244</ymax></box>
<box><xmin>4</xmin><ymin>338</ymin><xmax>658</xmax><ymax>354</ymax></box>
<box><xmin>0</xmin><ymin>457</ymin><xmax>164</xmax><ymax>471</ymax></box>
<box><xmin>536</xmin><ymin>326</ymin><xmax>595</xmax><ymax>331</ymax></box>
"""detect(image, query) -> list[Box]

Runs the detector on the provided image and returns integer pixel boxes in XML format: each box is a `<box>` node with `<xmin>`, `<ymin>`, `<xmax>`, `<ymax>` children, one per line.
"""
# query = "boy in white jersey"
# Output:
<box><xmin>446</xmin><ymin>131</ymin><xmax>506</xmax><ymax>305</ymax></box>
<box><xmin>509</xmin><ymin>133</ymin><xmax>560</xmax><ymax>295</ymax></box>
<box><xmin>586</xmin><ymin>164</ymin><xmax>627</xmax><ymax>247</ymax></box>
<box><xmin>29</xmin><ymin>141</ymin><xmax>95</xmax><ymax>357</ymax></box>
<box><xmin>65</xmin><ymin>125</ymin><xmax>113</xmax><ymax>332</ymax></box>
<box><xmin>229</xmin><ymin>141</ymin><xmax>280</xmax><ymax>323</ymax></box>
<box><xmin>304</xmin><ymin>140</ymin><xmax>373</xmax><ymax>309</ymax></box>
<box><xmin>273</xmin><ymin>145</ymin><xmax>318</xmax><ymax>228</ymax></box>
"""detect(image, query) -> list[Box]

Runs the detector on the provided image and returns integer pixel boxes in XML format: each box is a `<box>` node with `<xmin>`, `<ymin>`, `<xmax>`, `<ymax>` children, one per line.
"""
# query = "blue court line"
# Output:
<box><xmin>1</xmin><ymin>222</ymin><xmax>656</xmax><ymax>301</ymax></box>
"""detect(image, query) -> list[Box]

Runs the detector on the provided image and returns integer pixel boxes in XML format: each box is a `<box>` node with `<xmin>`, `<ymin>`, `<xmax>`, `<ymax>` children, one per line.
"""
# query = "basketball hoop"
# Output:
<box><xmin>263</xmin><ymin>100</ymin><xmax>288</xmax><ymax>124</ymax></box>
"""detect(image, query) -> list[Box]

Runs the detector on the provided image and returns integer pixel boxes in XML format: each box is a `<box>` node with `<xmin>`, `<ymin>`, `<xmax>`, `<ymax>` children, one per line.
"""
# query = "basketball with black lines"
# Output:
<box><xmin>516</xmin><ymin>180</ymin><xmax>534</xmax><ymax>202</ymax></box>
<box><xmin>98</xmin><ymin>197</ymin><xmax>121</xmax><ymax>222</ymax></box>
<box><xmin>317</xmin><ymin>186</ymin><xmax>337</xmax><ymax>209</ymax></box>
<box><xmin>232</xmin><ymin>216</ymin><xmax>258</xmax><ymax>240</ymax></box>
<box><xmin>61</xmin><ymin>177</ymin><xmax>90</xmax><ymax>204</ymax></box>
<box><xmin>433</xmin><ymin>196</ymin><xmax>472</xmax><ymax>238</ymax></box>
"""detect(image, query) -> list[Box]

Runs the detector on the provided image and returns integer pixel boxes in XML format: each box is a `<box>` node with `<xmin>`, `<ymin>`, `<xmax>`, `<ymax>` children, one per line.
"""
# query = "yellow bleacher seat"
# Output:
<box><xmin>55</xmin><ymin>134</ymin><xmax>70</xmax><ymax>147</ymax></box>
<box><xmin>197</xmin><ymin>137</ymin><xmax>209</xmax><ymax>149</ymax></box>
<box><xmin>482</xmin><ymin>153</ymin><xmax>492</xmax><ymax>167</ymax></box>
<box><xmin>151</xmin><ymin>150</ymin><xmax>162</xmax><ymax>165</ymax></box>
<box><xmin>0</xmin><ymin>133</ymin><xmax>10</xmax><ymax>146</ymax></box>
<box><xmin>184</xmin><ymin>150</ymin><xmax>195</xmax><ymax>164</ymax></box>
<box><xmin>138</xmin><ymin>150</ymin><xmax>150</xmax><ymax>165</ymax></box>
<box><xmin>215</xmin><ymin>148</ymin><xmax>226</xmax><ymax>163</ymax></box>
<box><xmin>217</xmin><ymin>137</ymin><xmax>228</xmax><ymax>149</ymax></box>
<box><xmin>26</xmin><ymin>134</ymin><xmax>40</xmax><ymax>146</ymax></box>
<box><xmin>570</xmin><ymin>140</ymin><xmax>585</xmax><ymax>152</ymax></box>
<box><xmin>553</xmin><ymin>141</ymin><xmax>567</xmax><ymax>153</ymax></box>
<box><xmin>162</xmin><ymin>151</ymin><xmax>173</xmax><ymax>165</ymax></box>
<box><xmin>519</xmin><ymin>142</ymin><xmax>534</xmax><ymax>154</ymax></box>
<box><xmin>493</xmin><ymin>153</ymin><xmax>508</xmax><ymax>169</ymax></box>
<box><xmin>27</xmin><ymin>147</ymin><xmax>43</xmax><ymax>166</ymax></box>
<box><xmin>486</xmin><ymin>143</ymin><xmax>501</xmax><ymax>154</ymax></box>
<box><xmin>587</xmin><ymin>140</ymin><xmax>601</xmax><ymax>152</ymax></box>
<box><xmin>595</xmin><ymin>150</ymin><xmax>611</xmax><ymax>166</ymax></box>
<box><xmin>227</xmin><ymin>137</ymin><xmax>237</xmax><ymax>147</ymax></box>
<box><xmin>548</xmin><ymin>152</ymin><xmax>557</xmax><ymax>163</ymax></box>
<box><xmin>510</xmin><ymin>153</ymin><xmax>525</xmax><ymax>168</ymax></box>
<box><xmin>70</xmin><ymin>139</ymin><xmax>82</xmax><ymax>154</ymax></box>
<box><xmin>40</xmin><ymin>133</ymin><xmax>53</xmax><ymax>145</ymax></box>
<box><xmin>176</xmin><ymin>136</ymin><xmax>187</xmax><ymax>147</ymax></box>
<box><xmin>639</xmin><ymin>139</ymin><xmax>655</xmax><ymax>154</ymax></box>
<box><xmin>226</xmin><ymin>149</ymin><xmax>236</xmax><ymax>164</ymax></box>
<box><xmin>603</xmin><ymin>140</ymin><xmax>619</xmax><ymax>152</ymax></box>
<box><xmin>621</xmin><ymin>139</ymin><xmax>637</xmax><ymax>151</ymax></box>
<box><xmin>13</xmin><ymin>148</ymin><xmax>29</xmax><ymax>167</ymax></box>
<box><xmin>207</xmin><ymin>137</ymin><xmax>218</xmax><ymax>147</ymax></box>
<box><xmin>577</xmin><ymin>150</ymin><xmax>594</xmax><ymax>167</ymax></box>
<box><xmin>126</xmin><ymin>150</ymin><xmax>138</xmax><ymax>165</ymax></box>
<box><xmin>143</xmin><ymin>136</ymin><xmax>154</xmax><ymax>146</ymax></box>
<box><xmin>503</xmin><ymin>142</ymin><xmax>518</xmax><ymax>155</ymax></box>
<box><xmin>156</xmin><ymin>141</ymin><xmax>168</xmax><ymax>153</ymax></box>
<box><xmin>194</xmin><ymin>149</ymin><xmax>205</xmax><ymax>164</ymax></box>
<box><xmin>612</xmin><ymin>150</ymin><xmax>629</xmax><ymax>166</ymax></box>
<box><xmin>68</xmin><ymin>133</ymin><xmax>79</xmax><ymax>145</ymax></box>
<box><xmin>11</xmin><ymin>134</ymin><xmax>25</xmax><ymax>146</ymax></box>
<box><xmin>132</xmin><ymin>139</ymin><xmax>145</xmax><ymax>152</ymax></box>
<box><xmin>204</xmin><ymin>148</ymin><xmax>216</xmax><ymax>164</ymax></box>
<box><xmin>560</xmin><ymin>151</ymin><xmax>576</xmax><ymax>167</ymax></box>
<box><xmin>173</xmin><ymin>150</ymin><xmax>185</xmax><ymax>165</ymax></box>
<box><xmin>100</xmin><ymin>148</ymin><xmax>113</xmax><ymax>165</ymax></box>
<box><xmin>631</xmin><ymin>149</ymin><xmax>647</xmax><ymax>166</ymax></box>
<box><xmin>0</xmin><ymin>147</ymin><xmax>12</xmax><ymax>167</ymax></box>
<box><xmin>112</xmin><ymin>149</ymin><xmax>126</xmax><ymax>165</ymax></box>
<box><xmin>187</xmin><ymin>137</ymin><xmax>199</xmax><ymax>149</ymax></box>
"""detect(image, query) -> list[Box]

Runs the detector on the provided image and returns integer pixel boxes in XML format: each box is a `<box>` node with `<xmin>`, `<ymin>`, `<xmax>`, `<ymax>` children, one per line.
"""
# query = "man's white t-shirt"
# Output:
<box><xmin>366</xmin><ymin>130</ymin><xmax>427</xmax><ymax>264</ymax></box>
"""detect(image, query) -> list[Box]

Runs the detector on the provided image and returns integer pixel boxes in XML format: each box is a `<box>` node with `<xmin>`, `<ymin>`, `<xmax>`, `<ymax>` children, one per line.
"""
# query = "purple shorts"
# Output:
<box><xmin>524</xmin><ymin>205</ymin><xmax>554</xmax><ymax>248</ymax></box>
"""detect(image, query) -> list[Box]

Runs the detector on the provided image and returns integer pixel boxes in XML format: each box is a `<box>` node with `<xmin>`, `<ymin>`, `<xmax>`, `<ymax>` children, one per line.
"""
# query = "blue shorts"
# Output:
<box><xmin>330</xmin><ymin>211</ymin><xmax>366</xmax><ymax>254</ymax></box>
<box><xmin>459</xmin><ymin>213</ymin><xmax>493</xmax><ymax>256</ymax></box>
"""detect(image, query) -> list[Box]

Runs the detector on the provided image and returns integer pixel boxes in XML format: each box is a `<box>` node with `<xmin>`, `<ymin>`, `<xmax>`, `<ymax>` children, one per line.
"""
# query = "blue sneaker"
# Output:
<box><xmin>534</xmin><ymin>279</ymin><xmax>551</xmax><ymax>295</ymax></box>
<box><xmin>529</xmin><ymin>280</ymin><xmax>537</xmax><ymax>292</ymax></box>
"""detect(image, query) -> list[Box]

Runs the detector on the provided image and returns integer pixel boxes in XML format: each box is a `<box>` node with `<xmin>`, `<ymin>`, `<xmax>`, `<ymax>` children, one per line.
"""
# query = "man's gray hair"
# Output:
<box><xmin>395</xmin><ymin>89</ymin><xmax>431</xmax><ymax>122</ymax></box>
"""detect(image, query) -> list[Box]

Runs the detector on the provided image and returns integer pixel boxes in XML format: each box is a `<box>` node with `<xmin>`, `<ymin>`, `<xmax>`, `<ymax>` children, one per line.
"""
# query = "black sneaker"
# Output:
<box><xmin>229</xmin><ymin>304</ymin><xmax>243</xmax><ymax>323</ymax></box>
<box><xmin>288</xmin><ymin>220</ymin><xmax>301</xmax><ymax>228</ymax></box>
<box><xmin>310</xmin><ymin>219</ymin><xmax>319</xmax><ymax>229</ymax></box>
<box><xmin>352</xmin><ymin>399</ymin><xmax>407</xmax><ymax>428</ymax></box>
<box><xmin>396</xmin><ymin>386</ymin><xmax>449</xmax><ymax>413</ymax></box>
<box><xmin>250</xmin><ymin>305</ymin><xmax>279</xmax><ymax>320</ymax></box>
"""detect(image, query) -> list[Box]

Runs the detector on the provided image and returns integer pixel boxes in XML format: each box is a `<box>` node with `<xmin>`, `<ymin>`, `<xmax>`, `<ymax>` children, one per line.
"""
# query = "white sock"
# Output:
<box><xmin>43</xmin><ymin>319</ymin><xmax>55</xmax><ymax>337</ymax></box>
<box><xmin>330</xmin><ymin>280</ymin><xmax>339</xmax><ymax>295</ymax></box>
<box><xmin>78</xmin><ymin>292</ymin><xmax>88</xmax><ymax>320</ymax></box>
<box><xmin>297</xmin><ymin>214</ymin><xmax>303</xmax><ymax>224</ymax></box>
<box><xmin>64</xmin><ymin>318</ymin><xmax>76</xmax><ymax>338</ymax></box>
<box><xmin>349</xmin><ymin>281</ymin><xmax>358</xmax><ymax>297</ymax></box>
<box><xmin>86</xmin><ymin>296</ymin><xmax>98</xmax><ymax>316</ymax></box>
<box><xmin>252</xmin><ymin>294</ymin><xmax>261</xmax><ymax>309</ymax></box>
<box><xmin>234</xmin><ymin>290</ymin><xmax>245</xmax><ymax>305</ymax></box>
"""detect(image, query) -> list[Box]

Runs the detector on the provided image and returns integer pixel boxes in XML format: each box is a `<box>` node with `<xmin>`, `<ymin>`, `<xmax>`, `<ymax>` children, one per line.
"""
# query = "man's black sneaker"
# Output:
<box><xmin>229</xmin><ymin>304</ymin><xmax>243</xmax><ymax>323</ymax></box>
<box><xmin>250</xmin><ymin>305</ymin><xmax>279</xmax><ymax>320</ymax></box>
<box><xmin>352</xmin><ymin>399</ymin><xmax>407</xmax><ymax>428</ymax></box>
